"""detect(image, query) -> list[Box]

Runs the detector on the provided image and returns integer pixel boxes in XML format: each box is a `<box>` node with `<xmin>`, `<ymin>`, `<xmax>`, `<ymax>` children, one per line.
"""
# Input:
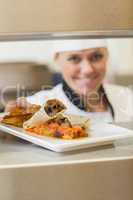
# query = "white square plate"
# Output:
<box><xmin>0</xmin><ymin>121</ymin><xmax>133</xmax><ymax>152</ymax></box>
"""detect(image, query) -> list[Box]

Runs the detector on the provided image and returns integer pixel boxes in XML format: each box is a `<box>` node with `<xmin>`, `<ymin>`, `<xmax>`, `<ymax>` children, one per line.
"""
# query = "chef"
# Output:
<box><xmin>5</xmin><ymin>39</ymin><xmax>133</xmax><ymax>123</ymax></box>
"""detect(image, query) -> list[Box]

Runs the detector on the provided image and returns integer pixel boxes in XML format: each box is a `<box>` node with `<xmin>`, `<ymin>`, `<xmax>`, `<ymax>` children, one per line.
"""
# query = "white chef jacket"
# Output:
<box><xmin>27</xmin><ymin>83</ymin><xmax>133</xmax><ymax>123</ymax></box>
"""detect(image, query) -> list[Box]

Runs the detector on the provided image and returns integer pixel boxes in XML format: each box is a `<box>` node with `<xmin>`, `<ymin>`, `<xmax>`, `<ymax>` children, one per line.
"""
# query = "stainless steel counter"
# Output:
<box><xmin>0</xmin><ymin>122</ymin><xmax>133</xmax><ymax>200</ymax></box>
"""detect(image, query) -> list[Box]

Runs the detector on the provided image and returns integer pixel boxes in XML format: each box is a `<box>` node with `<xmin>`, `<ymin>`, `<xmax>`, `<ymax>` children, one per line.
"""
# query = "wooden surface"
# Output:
<box><xmin>0</xmin><ymin>0</ymin><xmax>132</xmax><ymax>34</ymax></box>
<box><xmin>0</xmin><ymin>122</ymin><xmax>133</xmax><ymax>200</ymax></box>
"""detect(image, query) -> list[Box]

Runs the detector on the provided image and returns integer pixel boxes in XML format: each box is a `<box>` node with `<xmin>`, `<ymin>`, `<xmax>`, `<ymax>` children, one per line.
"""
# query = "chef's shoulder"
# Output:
<box><xmin>104</xmin><ymin>83</ymin><xmax>133</xmax><ymax>94</ymax></box>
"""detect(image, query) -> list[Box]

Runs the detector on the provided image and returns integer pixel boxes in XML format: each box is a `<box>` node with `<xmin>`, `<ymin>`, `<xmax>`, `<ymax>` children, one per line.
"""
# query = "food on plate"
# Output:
<box><xmin>23</xmin><ymin>99</ymin><xmax>67</xmax><ymax>129</ymax></box>
<box><xmin>1</xmin><ymin>98</ymin><xmax>90</xmax><ymax>139</ymax></box>
<box><xmin>1</xmin><ymin>104</ymin><xmax>41</xmax><ymax>127</ymax></box>
<box><xmin>1</xmin><ymin>99</ymin><xmax>66</xmax><ymax>128</ymax></box>
<box><xmin>1</xmin><ymin>114</ymin><xmax>33</xmax><ymax>127</ymax></box>
<box><xmin>25</xmin><ymin>114</ymin><xmax>89</xmax><ymax>139</ymax></box>
<box><xmin>44</xmin><ymin>99</ymin><xmax>66</xmax><ymax>117</ymax></box>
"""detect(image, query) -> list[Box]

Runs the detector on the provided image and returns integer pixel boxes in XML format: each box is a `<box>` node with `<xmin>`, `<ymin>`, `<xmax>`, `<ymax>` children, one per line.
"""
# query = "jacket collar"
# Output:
<box><xmin>62</xmin><ymin>80</ymin><xmax>114</xmax><ymax>118</ymax></box>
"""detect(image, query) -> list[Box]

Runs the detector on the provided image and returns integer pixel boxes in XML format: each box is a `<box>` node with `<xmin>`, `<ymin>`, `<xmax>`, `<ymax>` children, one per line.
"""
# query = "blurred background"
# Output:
<box><xmin>0</xmin><ymin>38</ymin><xmax>133</xmax><ymax>110</ymax></box>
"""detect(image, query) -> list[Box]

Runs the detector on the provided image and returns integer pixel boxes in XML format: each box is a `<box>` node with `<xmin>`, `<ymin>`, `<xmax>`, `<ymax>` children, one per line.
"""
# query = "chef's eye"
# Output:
<box><xmin>67</xmin><ymin>55</ymin><xmax>81</xmax><ymax>64</ymax></box>
<box><xmin>90</xmin><ymin>52</ymin><xmax>104</xmax><ymax>63</ymax></box>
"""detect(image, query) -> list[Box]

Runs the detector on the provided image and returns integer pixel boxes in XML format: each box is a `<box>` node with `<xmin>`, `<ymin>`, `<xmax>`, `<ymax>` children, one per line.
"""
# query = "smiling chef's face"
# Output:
<box><xmin>55</xmin><ymin>47</ymin><xmax>108</xmax><ymax>96</ymax></box>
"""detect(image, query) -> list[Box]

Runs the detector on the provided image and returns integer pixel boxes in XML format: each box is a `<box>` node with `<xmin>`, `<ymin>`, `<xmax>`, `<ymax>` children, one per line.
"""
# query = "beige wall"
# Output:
<box><xmin>0</xmin><ymin>0</ymin><xmax>132</xmax><ymax>33</ymax></box>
